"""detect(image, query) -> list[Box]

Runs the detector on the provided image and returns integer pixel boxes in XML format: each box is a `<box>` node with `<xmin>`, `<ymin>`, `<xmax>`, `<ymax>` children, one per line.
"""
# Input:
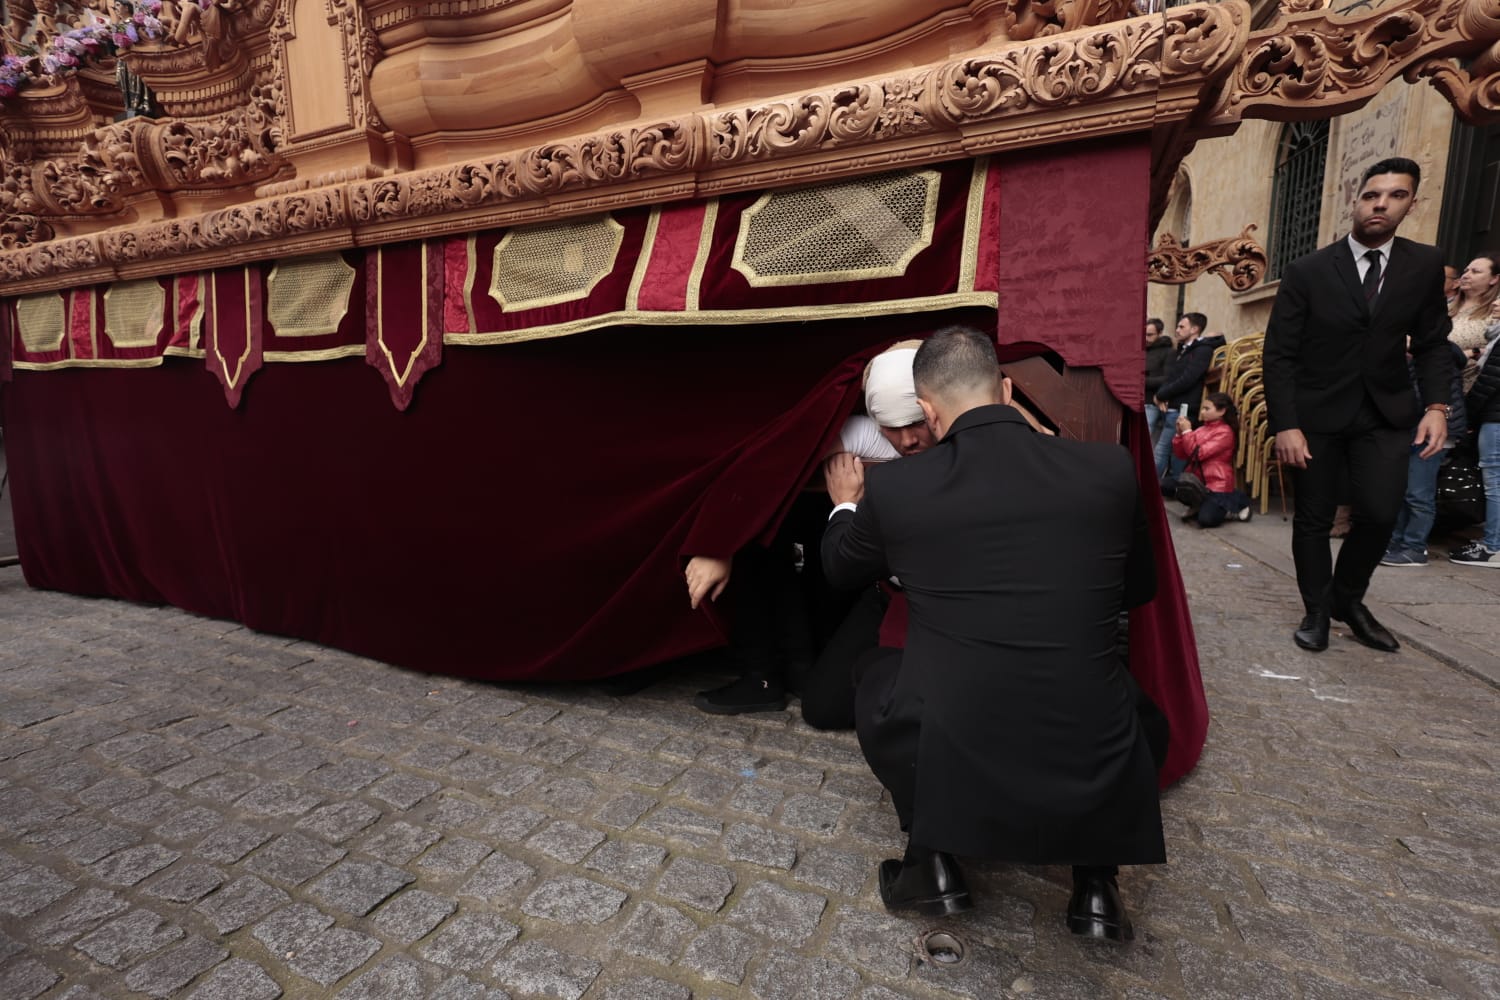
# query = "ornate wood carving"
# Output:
<box><xmin>3</xmin><ymin>1</ymin><xmax>1500</xmax><ymax>292</ymax></box>
<box><xmin>1147</xmin><ymin>224</ymin><xmax>1267</xmax><ymax>292</ymax></box>
<box><xmin>1198</xmin><ymin>0</ymin><xmax>1500</xmax><ymax>130</ymax></box>
<box><xmin>1002</xmin><ymin>0</ymin><xmax>1137</xmax><ymax>41</ymax></box>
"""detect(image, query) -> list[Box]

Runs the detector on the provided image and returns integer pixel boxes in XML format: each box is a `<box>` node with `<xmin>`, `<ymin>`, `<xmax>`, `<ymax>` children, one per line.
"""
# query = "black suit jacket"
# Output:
<box><xmin>821</xmin><ymin>404</ymin><xmax>1164</xmax><ymax>864</ymax></box>
<box><xmin>1263</xmin><ymin>236</ymin><xmax>1452</xmax><ymax>435</ymax></box>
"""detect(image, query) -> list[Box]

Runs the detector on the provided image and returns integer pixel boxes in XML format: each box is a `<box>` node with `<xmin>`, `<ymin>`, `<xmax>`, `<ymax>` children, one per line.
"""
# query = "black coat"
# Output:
<box><xmin>1465</xmin><ymin>339</ymin><xmax>1500</xmax><ymax>427</ymax></box>
<box><xmin>822</xmin><ymin>405</ymin><xmax>1165</xmax><ymax>865</ymax></box>
<box><xmin>1144</xmin><ymin>335</ymin><xmax>1175</xmax><ymax>397</ymax></box>
<box><xmin>1264</xmin><ymin>237</ymin><xmax>1452</xmax><ymax>434</ymax></box>
<box><xmin>1154</xmin><ymin>334</ymin><xmax>1224</xmax><ymax>419</ymax></box>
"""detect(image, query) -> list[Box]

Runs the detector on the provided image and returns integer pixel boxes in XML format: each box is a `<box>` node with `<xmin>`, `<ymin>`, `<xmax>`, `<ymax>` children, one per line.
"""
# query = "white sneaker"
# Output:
<box><xmin>1236</xmin><ymin>506</ymin><xmax>1252</xmax><ymax>522</ymax></box>
<box><xmin>1449</xmin><ymin>541</ymin><xmax>1500</xmax><ymax>567</ymax></box>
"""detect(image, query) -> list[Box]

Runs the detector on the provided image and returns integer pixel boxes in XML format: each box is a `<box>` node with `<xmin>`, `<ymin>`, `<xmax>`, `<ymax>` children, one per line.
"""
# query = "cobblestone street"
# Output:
<box><xmin>1</xmin><ymin>514</ymin><xmax>1496</xmax><ymax>1000</ymax></box>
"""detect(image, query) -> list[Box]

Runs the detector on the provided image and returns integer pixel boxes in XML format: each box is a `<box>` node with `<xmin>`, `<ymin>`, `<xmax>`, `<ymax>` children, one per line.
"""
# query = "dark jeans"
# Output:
<box><xmin>1291</xmin><ymin>399</ymin><xmax>1409</xmax><ymax>614</ymax></box>
<box><xmin>1195</xmin><ymin>489</ymin><xmax>1250</xmax><ymax>527</ymax></box>
<box><xmin>1388</xmin><ymin>444</ymin><xmax>1444</xmax><ymax>554</ymax></box>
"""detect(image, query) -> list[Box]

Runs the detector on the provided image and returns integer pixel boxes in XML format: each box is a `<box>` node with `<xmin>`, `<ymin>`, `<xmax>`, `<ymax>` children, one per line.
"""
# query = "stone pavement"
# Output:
<box><xmin>0</xmin><ymin>514</ymin><xmax>1497</xmax><ymax>1000</ymax></box>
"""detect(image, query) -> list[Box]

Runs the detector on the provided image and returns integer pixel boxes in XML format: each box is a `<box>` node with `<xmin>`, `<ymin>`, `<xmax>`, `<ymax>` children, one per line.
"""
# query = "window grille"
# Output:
<box><xmin>1267</xmin><ymin>120</ymin><xmax>1329</xmax><ymax>280</ymax></box>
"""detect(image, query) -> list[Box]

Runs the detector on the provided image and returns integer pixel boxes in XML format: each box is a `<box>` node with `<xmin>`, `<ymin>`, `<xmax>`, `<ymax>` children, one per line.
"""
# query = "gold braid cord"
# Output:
<box><xmin>1147</xmin><ymin>225</ymin><xmax>1267</xmax><ymax>293</ymax></box>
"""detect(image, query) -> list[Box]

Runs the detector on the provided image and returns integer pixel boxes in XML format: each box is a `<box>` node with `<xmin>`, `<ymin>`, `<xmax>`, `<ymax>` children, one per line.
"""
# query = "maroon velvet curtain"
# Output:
<box><xmin>0</xmin><ymin>135</ymin><xmax>1208</xmax><ymax>783</ymax></box>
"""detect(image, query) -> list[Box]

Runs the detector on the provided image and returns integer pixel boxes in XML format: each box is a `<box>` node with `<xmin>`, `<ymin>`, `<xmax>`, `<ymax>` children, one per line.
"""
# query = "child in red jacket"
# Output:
<box><xmin>1172</xmin><ymin>392</ymin><xmax>1251</xmax><ymax>527</ymax></box>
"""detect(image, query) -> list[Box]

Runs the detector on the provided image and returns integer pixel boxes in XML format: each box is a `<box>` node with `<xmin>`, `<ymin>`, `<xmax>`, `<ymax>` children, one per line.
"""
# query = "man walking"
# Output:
<box><xmin>821</xmin><ymin>327</ymin><xmax>1164</xmax><ymax>940</ymax></box>
<box><xmin>1264</xmin><ymin>157</ymin><xmax>1453</xmax><ymax>653</ymax></box>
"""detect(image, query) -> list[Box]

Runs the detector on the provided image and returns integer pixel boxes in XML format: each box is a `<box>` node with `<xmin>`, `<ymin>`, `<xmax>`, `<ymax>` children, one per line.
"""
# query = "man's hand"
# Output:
<box><xmin>684</xmin><ymin>556</ymin><xmax>731</xmax><ymax>610</ymax></box>
<box><xmin>824</xmin><ymin>452</ymin><xmax>866</xmax><ymax>507</ymax></box>
<box><xmin>1155</xmin><ymin>398</ymin><xmax>1169</xmax><ymax>413</ymax></box>
<box><xmin>1414</xmin><ymin>409</ymin><xmax>1448</xmax><ymax>459</ymax></box>
<box><xmin>1274</xmin><ymin>429</ymin><xmax>1313</xmax><ymax>469</ymax></box>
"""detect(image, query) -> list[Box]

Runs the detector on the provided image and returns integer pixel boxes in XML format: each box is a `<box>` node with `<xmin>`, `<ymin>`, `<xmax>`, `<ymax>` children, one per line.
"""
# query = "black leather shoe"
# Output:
<box><xmin>1293</xmin><ymin>609</ymin><xmax>1330</xmax><ymax>652</ymax></box>
<box><xmin>1067</xmin><ymin>871</ymin><xmax>1133</xmax><ymax>942</ymax></box>
<box><xmin>693</xmin><ymin>674</ymin><xmax>786</xmax><ymax>714</ymax></box>
<box><xmin>877</xmin><ymin>847</ymin><xmax>972</xmax><ymax>917</ymax></box>
<box><xmin>1334</xmin><ymin>602</ymin><xmax>1399</xmax><ymax>652</ymax></box>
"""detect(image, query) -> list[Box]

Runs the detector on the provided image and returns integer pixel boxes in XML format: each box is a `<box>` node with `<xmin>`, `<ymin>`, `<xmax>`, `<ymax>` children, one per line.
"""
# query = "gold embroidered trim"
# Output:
<box><xmin>730</xmin><ymin>170</ymin><xmax>941</xmax><ymax>288</ymax></box>
<box><xmin>446</xmin><ymin>291</ymin><xmax>999</xmax><ymax>347</ymax></box>
<box><xmin>266</xmin><ymin>253</ymin><xmax>357</xmax><ymax>337</ymax></box>
<box><xmin>210</xmin><ymin>272</ymin><xmax>256</xmax><ymax>390</ymax></box>
<box><xmin>959</xmin><ymin>159</ymin><xmax>988</xmax><ymax>294</ymax></box>
<box><xmin>490</xmin><ymin>215</ymin><xmax>625</xmax><ymax>311</ymax></box>
<box><xmin>262</xmin><ymin>345</ymin><xmax>367</xmax><ymax>362</ymax></box>
<box><xmin>462</xmin><ymin>235</ymin><xmax>478</xmax><ymax>335</ymax></box>
<box><xmin>376</xmin><ymin>245</ymin><xmax>431</xmax><ymax>388</ymax></box>
<box><xmin>14</xmin><ymin>357</ymin><xmax>167</xmax><ymax>371</ymax></box>
<box><xmin>16</xmin><ymin>293</ymin><xmax>66</xmax><ymax>353</ymax></box>
<box><xmin>685</xmin><ymin>200</ymin><xmax>718</xmax><ymax>312</ymax></box>
<box><xmin>625</xmin><ymin>207</ymin><xmax>662</xmax><ymax>312</ymax></box>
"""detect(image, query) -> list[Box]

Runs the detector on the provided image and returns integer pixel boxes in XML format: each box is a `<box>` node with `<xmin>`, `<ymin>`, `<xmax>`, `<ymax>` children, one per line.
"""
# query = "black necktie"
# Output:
<box><xmin>1362</xmin><ymin>249</ymin><xmax>1382</xmax><ymax>302</ymax></box>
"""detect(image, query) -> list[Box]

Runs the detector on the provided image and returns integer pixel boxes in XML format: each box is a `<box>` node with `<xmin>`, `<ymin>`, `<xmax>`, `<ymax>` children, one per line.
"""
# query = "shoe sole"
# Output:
<box><xmin>692</xmin><ymin>697</ymin><xmax>788</xmax><ymax>715</ymax></box>
<box><xmin>1449</xmin><ymin>559</ymin><xmax>1500</xmax><ymax>567</ymax></box>
<box><xmin>881</xmin><ymin>890</ymin><xmax>974</xmax><ymax>917</ymax></box>
<box><xmin>1067</xmin><ymin>914</ymin><xmax>1134</xmax><ymax>942</ymax></box>
<box><xmin>1293</xmin><ymin>635</ymin><xmax>1327</xmax><ymax>652</ymax></box>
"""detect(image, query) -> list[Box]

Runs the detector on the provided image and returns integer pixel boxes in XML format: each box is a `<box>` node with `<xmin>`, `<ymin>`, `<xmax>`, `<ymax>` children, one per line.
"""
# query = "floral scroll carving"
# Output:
<box><xmin>1147</xmin><ymin>225</ymin><xmax>1267</xmax><ymax>293</ymax></box>
<box><xmin>1200</xmin><ymin>0</ymin><xmax>1500</xmax><ymax>129</ymax></box>
<box><xmin>1002</xmin><ymin>0</ymin><xmax>1137</xmax><ymax>42</ymax></box>
<box><xmin>0</xmin><ymin>90</ymin><xmax>285</xmax><ymax>240</ymax></box>
<box><xmin>1406</xmin><ymin>40</ymin><xmax>1500</xmax><ymax>119</ymax></box>
<box><xmin>347</xmin><ymin>12</ymin><xmax>1210</xmax><ymax>226</ymax></box>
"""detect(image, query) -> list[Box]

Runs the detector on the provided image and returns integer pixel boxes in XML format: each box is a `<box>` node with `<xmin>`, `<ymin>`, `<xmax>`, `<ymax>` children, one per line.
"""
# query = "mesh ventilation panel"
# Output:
<box><xmin>732</xmin><ymin>170</ymin><xmax>940</xmax><ymax>287</ymax></box>
<box><xmin>267</xmin><ymin>253</ymin><xmax>358</xmax><ymax>337</ymax></box>
<box><xmin>104</xmin><ymin>279</ymin><xmax>166</xmax><ymax>347</ymax></box>
<box><xmin>491</xmin><ymin>215</ymin><xmax>625</xmax><ymax>310</ymax></box>
<box><xmin>17</xmin><ymin>293</ymin><xmax>66</xmax><ymax>353</ymax></box>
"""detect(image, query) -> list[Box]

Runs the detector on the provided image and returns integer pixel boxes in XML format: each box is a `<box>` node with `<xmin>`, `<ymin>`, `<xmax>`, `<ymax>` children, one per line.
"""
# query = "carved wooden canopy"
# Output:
<box><xmin>2</xmin><ymin>0</ymin><xmax>1499</xmax><ymax>294</ymax></box>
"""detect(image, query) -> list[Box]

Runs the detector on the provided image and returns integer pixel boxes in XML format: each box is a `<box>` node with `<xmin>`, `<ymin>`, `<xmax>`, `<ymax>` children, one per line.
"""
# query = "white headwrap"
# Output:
<box><xmin>864</xmin><ymin>347</ymin><xmax>923</xmax><ymax>428</ymax></box>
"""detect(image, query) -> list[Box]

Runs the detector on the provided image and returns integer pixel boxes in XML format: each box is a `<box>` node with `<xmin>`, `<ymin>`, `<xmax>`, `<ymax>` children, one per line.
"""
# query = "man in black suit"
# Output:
<box><xmin>1264</xmin><ymin>157</ymin><xmax>1453</xmax><ymax>653</ymax></box>
<box><xmin>821</xmin><ymin>327</ymin><xmax>1164</xmax><ymax>941</ymax></box>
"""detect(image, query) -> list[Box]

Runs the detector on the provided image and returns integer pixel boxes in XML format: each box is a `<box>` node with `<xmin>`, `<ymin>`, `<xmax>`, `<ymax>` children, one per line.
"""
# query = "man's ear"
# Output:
<box><xmin>917</xmin><ymin>396</ymin><xmax>938</xmax><ymax>426</ymax></box>
<box><xmin>998</xmin><ymin>376</ymin><xmax>1013</xmax><ymax>406</ymax></box>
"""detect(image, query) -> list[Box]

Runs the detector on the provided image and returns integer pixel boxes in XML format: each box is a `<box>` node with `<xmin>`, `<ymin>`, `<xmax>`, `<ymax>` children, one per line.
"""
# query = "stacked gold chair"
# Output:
<box><xmin>1221</xmin><ymin>334</ymin><xmax>1289</xmax><ymax>517</ymax></box>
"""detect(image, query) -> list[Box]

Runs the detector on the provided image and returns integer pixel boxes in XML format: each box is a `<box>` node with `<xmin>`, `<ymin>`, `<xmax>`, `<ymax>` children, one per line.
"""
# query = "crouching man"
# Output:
<box><xmin>821</xmin><ymin>326</ymin><xmax>1165</xmax><ymax>940</ymax></box>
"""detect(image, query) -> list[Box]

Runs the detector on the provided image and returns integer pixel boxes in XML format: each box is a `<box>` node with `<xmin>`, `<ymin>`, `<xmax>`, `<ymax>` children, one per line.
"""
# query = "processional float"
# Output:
<box><xmin>3</xmin><ymin>0</ymin><xmax>1498</xmax><ymax>784</ymax></box>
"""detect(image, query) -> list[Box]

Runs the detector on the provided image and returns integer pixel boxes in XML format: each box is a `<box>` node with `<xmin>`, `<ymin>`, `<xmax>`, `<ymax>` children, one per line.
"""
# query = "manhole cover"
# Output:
<box><xmin>918</xmin><ymin>929</ymin><xmax>966</xmax><ymax>966</ymax></box>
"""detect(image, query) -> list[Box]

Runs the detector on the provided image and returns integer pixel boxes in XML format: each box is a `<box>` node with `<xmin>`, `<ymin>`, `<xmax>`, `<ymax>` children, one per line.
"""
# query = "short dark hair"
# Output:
<box><xmin>1181</xmin><ymin>312</ymin><xmax>1207</xmax><ymax>333</ymax></box>
<box><xmin>1360</xmin><ymin>157</ymin><xmax>1421</xmax><ymax>195</ymax></box>
<box><xmin>913</xmin><ymin>326</ymin><xmax>999</xmax><ymax>400</ymax></box>
<box><xmin>1147</xmin><ymin>317</ymin><xmax>1165</xmax><ymax>335</ymax></box>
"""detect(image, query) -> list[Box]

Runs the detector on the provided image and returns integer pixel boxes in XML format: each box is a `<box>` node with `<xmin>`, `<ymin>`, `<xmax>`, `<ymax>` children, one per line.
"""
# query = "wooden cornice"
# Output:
<box><xmin>6</xmin><ymin>0</ymin><xmax>1500</xmax><ymax>293</ymax></box>
<box><xmin>0</xmin><ymin>5</ymin><xmax>1247</xmax><ymax>293</ymax></box>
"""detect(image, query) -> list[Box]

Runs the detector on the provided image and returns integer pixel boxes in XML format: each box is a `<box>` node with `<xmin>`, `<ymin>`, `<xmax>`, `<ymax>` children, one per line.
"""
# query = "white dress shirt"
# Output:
<box><xmin>1348</xmin><ymin>233</ymin><xmax>1394</xmax><ymax>296</ymax></box>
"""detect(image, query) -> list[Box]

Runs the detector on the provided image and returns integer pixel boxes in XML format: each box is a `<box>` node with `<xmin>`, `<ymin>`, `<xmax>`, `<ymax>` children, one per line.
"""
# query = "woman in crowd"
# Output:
<box><xmin>1381</xmin><ymin>340</ymin><xmax>1468</xmax><ymax>567</ymax></box>
<box><xmin>1452</xmin><ymin>330</ymin><xmax>1500</xmax><ymax>566</ymax></box>
<box><xmin>1448</xmin><ymin>254</ymin><xmax>1500</xmax><ymax>391</ymax></box>
<box><xmin>1171</xmin><ymin>391</ymin><xmax>1250</xmax><ymax>527</ymax></box>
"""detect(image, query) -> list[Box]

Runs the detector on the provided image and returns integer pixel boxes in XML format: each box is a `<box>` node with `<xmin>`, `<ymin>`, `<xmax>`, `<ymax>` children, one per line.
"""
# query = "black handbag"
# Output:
<box><xmin>1436</xmin><ymin>449</ymin><xmax>1486</xmax><ymax>527</ymax></box>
